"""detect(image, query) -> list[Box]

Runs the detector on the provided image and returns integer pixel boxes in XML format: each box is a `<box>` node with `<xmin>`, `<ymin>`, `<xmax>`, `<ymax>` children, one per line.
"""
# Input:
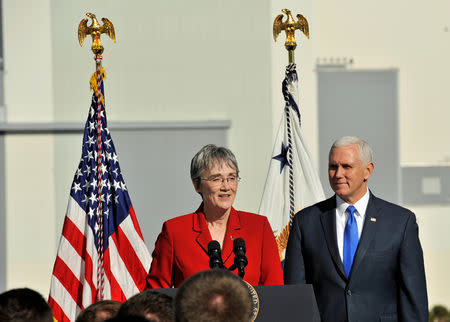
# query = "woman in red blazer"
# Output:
<box><xmin>145</xmin><ymin>144</ymin><xmax>283</xmax><ymax>288</ymax></box>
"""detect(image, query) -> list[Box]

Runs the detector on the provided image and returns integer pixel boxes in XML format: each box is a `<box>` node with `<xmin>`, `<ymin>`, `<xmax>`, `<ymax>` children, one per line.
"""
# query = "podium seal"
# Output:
<box><xmin>244</xmin><ymin>281</ymin><xmax>260</xmax><ymax>321</ymax></box>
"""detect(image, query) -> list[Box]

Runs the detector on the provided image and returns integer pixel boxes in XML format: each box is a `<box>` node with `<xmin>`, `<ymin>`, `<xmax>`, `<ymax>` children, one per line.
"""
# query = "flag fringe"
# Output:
<box><xmin>276</xmin><ymin>223</ymin><xmax>290</xmax><ymax>259</ymax></box>
<box><xmin>90</xmin><ymin>68</ymin><xmax>106</xmax><ymax>105</ymax></box>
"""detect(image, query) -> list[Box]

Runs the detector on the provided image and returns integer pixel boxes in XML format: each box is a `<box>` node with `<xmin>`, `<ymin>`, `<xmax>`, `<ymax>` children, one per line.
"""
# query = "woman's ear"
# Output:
<box><xmin>192</xmin><ymin>179</ymin><xmax>201</xmax><ymax>193</ymax></box>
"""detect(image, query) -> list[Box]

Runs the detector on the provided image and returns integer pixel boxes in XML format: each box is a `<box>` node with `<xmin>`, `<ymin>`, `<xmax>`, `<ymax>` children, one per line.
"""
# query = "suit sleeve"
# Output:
<box><xmin>145</xmin><ymin>222</ymin><xmax>174</xmax><ymax>289</ymax></box>
<box><xmin>398</xmin><ymin>213</ymin><xmax>429</xmax><ymax>322</ymax></box>
<box><xmin>259</xmin><ymin>217</ymin><xmax>284</xmax><ymax>285</ymax></box>
<box><xmin>284</xmin><ymin>212</ymin><xmax>306</xmax><ymax>284</ymax></box>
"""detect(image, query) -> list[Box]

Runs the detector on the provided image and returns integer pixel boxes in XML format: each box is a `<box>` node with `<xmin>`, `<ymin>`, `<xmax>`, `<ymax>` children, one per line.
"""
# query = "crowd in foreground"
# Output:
<box><xmin>0</xmin><ymin>269</ymin><xmax>253</xmax><ymax>322</ymax></box>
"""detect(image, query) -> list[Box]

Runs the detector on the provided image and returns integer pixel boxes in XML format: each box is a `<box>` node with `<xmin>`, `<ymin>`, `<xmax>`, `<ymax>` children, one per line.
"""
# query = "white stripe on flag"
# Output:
<box><xmin>58</xmin><ymin>236</ymin><xmax>84</xmax><ymax>279</ymax></box>
<box><xmin>50</xmin><ymin>275</ymin><xmax>82</xmax><ymax>321</ymax></box>
<box><xmin>85</xmin><ymin>221</ymin><xmax>98</xmax><ymax>287</ymax></box>
<box><xmin>108</xmin><ymin>235</ymin><xmax>140</xmax><ymax>298</ymax></box>
<box><xmin>66</xmin><ymin>197</ymin><xmax>87</xmax><ymax>233</ymax></box>
<box><xmin>81</xmin><ymin>279</ymin><xmax>93</xmax><ymax>310</ymax></box>
<box><xmin>119</xmin><ymin>215</ymin><xmax>151</xmax><ymax>270</ymax></box>
<box><xmin>103</xmin><ymin>271</ymin><xmax>112</xmax><ymax>300</ymax></box>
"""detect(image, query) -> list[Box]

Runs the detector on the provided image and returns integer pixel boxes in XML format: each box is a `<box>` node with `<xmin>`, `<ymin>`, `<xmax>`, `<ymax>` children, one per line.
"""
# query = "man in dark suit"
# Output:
<box><xmin>284</xmin><ymin>136</ymin><xmax>428</xmax><ymax>322</ymax></box>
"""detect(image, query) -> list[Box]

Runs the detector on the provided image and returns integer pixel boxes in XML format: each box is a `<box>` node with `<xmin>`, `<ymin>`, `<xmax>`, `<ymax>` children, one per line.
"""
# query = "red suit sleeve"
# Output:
<box><xmin>259</xmin><ymin>217</ymin><xmax>284</xmax><ymax>285</ymax></box>
<box><xmin>145</xmin><ymin>222</ymin><xmax>173</xmax><ymax>289</ymax></box>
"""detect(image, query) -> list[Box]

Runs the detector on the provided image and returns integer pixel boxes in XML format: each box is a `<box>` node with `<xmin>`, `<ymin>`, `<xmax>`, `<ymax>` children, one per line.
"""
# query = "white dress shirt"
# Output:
<box><xmin>335</xmin><ymin>189</ymin><xmax>370</xmax><ymax>262</ymax></box>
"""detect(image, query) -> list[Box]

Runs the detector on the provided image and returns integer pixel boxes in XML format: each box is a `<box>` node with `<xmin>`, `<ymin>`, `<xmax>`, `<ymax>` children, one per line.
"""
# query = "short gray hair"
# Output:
<box><xmin>190</xmin><ymin>144</ymin><xmax>239</xmax><ymax>188</ymax></box>
<box><xmin>329</xmin><ymin>136</ymin><xmax>373</xmax><ymax>165</ymax></box>
<box><xmin>174</xmin><ymin>269</ymin><xmax>252</xmax><ymax>322</ymax></box>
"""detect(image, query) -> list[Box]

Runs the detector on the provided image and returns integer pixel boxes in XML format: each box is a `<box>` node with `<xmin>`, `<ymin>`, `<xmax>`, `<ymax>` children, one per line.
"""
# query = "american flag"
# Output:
<box><xmin>49</xmin><ymin>66</ymin><xmax>151</xmax><ymax>321</ymax></box>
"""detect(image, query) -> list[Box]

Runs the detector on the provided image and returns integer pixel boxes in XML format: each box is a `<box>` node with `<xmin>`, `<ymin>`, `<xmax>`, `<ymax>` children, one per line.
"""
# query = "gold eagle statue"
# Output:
<box><xmin>273</xmin><ymin>9</ymin><xmax>309</xmax><ymax>51</ymax></box>
<box><xmin>78</xmin><ymin>13</ymin><xmax>116</xmax><ymax>55</ymax></box>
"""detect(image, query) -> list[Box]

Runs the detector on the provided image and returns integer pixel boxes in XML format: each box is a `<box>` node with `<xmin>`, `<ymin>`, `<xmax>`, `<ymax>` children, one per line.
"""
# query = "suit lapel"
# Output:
<box><xmin>348</xmin><ymin>193</ymin><xmax>379</xmax><ymax>281</ymax></box>
<box><xmin>193</xmin><ymin>206</ymin><xmax>242</xmax><ymax>264</ymax></box>
<box><xmin>193</xmin><ymin>207</ymin><xmax>211</xmax><ymax>255</ymax></box>
<box><xmin>320</xmin><ymin>197</ymin><xmax>347</xmax><ymax>280</ymax></box>
<box><xmin>222</xmin><ymin>208</ymin><xmax>242</xmax><ymax>264</ymax></box>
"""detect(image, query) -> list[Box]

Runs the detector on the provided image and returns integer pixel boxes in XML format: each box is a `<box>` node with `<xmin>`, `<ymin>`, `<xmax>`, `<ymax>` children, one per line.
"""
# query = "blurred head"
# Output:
<box><xmin>190</xmin><ymin>145</ymin><xmax>240</xmax><ymax>213</ymax></box>
<box><xmin>174</xmin><ymin>269</ymin><xmax>252</xmax><ymax>322</ymax></box>
<box><xmin>429</xmin><ymin>305</ymin><xmax>450</xmax><ymax>322</ymax></box>
<box><xmin>76</xmin><ymin>300</ymin><xmax>121</xmax><ymax>322</ymax></box>
<box><xmin>107</xmin><ymin>314</ymin><xmax>156</xmax><ymax>322</ymax></box>
<box><xmin>116</xmin><ymin>291</ymin><xmax>173</xmax><ymax>322</ymax></box>
<box><xmin>0</xmin><ymin>288</ymin><xmax>53</xmax><ymax>322</ymax></box>
<box><xmin>328</xmin><ymin>136</ymin><xmax>374</xmax><ymax>204</ymax></box>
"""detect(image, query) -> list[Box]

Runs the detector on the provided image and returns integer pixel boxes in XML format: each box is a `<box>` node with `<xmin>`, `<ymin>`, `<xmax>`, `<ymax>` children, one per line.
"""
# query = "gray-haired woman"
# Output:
<box><xmin>145</xmin><ymin>144</ymin><xmax>283</xmax><ymax>288</ymax></box>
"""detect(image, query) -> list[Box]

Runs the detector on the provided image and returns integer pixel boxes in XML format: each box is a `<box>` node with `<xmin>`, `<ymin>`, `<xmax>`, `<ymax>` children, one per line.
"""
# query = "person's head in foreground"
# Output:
<box><xmin>0</xmin><ymin>288</ymin><xmax>53</xmax><ymax>322</ymax></box>
<box><xmin>174</xmin><ymin>269</ymin><xmax>252</xmax><ymax>322</ymax></box>
<box><xmin>75</xmin><ymin>300</ymin><xmax>121</xmax><ymax>322</ymax></box>
<box><xmin>116</xmin><ymin>290</ymin><xmax>173</xmax><ymax>322</ymax></box>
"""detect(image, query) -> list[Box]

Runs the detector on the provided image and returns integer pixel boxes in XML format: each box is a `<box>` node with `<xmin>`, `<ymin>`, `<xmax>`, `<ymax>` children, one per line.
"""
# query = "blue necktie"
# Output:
<box><xmin>343</xmin><ymin>205</ymin><xmax>358</xmax><ymax>277</ymax></box>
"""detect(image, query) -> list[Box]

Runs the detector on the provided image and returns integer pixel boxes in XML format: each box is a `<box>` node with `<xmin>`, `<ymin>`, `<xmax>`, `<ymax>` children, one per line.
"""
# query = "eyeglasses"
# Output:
<box><xmin>200</xmin><ymin>176</ymin><xmax>241</xmax><ymax>187</ymax></box>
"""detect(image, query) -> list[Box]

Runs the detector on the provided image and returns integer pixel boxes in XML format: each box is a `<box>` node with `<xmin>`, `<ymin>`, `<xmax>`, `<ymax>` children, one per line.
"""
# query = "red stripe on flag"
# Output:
<box><xmin>112</xmin><ymin>226</ymin><xmax>148</xmax><ymax>290</ymax></box>
<box><xmin>61</xmin><ymin>215</ymin><xmax>97</xmax><ymax>302</ymax></box>
<box><xmin>102</xmin><ymin>248</ymin><xmax>127</xmax><ymax>302</ymax></box>
<box><xmin>62</xmin><ymin>216</ymin><xmax>84</xmax><ymax>256</ymax></box>
<box><xmin>52</xmin><ymin>257</ymin><xmax>84</xmax><ymax>309</ymax></box>
<box><xmin>48</xmin><ymin>294</ymin><xmax>71</xmax><ymax>322</ymax></box>
<box><xmin>81</xmin><ymin>247</ymin><xmax>97</xmax><ymax>302</ymax></box>
<box><xmin>129</xmin><ymin>206</ymin><xmax>145</xmax><ymax>240</ymax></box>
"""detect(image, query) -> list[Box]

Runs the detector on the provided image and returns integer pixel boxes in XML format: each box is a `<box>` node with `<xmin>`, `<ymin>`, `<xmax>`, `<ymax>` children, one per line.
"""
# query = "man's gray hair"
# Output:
<box><xmin>190</xmin><ymin>144</ymin><xmax>239</xmax><ymax>188</ymax></box>
<box><xmin>329</xmin><ymin>136</ymin><xmax>373</xmax><ymax>165</ymax></box>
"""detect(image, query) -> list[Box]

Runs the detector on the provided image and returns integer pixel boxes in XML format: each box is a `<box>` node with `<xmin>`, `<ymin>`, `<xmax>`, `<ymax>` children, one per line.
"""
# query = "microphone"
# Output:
<box><xmin>233</xmin><ymin>238</ymin><xmax>248</xmax><ymax>278</ymax></box>
<box><xmin>208</xmin><ymin>240</ymin><xmax>224</xmax><ymax>269</ymax></box>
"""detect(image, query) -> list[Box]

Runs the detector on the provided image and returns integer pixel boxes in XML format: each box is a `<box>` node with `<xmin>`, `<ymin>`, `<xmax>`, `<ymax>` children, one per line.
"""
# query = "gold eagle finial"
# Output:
<box><xmin>273</xmin><ymin>9</ymin><xmax>309</xmax><ymax>63</ymax></box>
<box><xmin>78</xmin><ymin>13</ymin><xmax>116</xmax><ymax>56</ymax></box>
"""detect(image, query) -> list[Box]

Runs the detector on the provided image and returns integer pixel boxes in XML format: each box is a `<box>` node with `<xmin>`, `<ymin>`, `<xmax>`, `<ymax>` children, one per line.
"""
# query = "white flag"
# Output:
<box><xmin>259</xmin><ymin>64</ymin><xmax>325</xmax><ymax>258</ymax></box>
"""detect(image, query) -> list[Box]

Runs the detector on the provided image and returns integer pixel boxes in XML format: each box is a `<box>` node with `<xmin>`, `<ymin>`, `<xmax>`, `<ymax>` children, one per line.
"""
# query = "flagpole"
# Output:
<box><xmin>78</xmin><ymin>12</ymin><xmax>116</xmax><ymax>301</ymax></box>
<box><xmin>49</xmin><ymin>14</ymin><xmax>151</xmax><ymax>320</ymax></box>
<box><xmin>95</xmin><ymin>55</ymin><xmax>106</xmax><ymax>301</ymax></box>
<box><xmin>272</xmin><ymin>9</ymin><xmax>310</xmax><ymax>227</ymax></box>
<box><xmin>288</xmin><ymin>51</ymin><xmax>295</xmax><ymax>65</ymax></box>
<box><xmin>260</xmin><ymin>9</ymin><xmax>319</xmax><ymax>258</ymax></box>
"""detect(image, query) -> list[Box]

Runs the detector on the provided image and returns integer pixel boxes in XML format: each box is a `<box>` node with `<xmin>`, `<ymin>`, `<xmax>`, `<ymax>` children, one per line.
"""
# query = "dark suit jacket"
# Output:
<box><xmin>145</xmin><ymin>205</ymin><xmax>283</xmax><ymax>288</ymax></box>
<box><xmin>284</xmin><ymin>193</ymin><xmax>428</xmax><ymax>322</ymax></box>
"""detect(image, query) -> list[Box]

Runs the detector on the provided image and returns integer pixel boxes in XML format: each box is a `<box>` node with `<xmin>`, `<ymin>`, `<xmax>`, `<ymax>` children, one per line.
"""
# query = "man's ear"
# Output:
<box><xmin>364</xmin><ymin>162</ymin><xmax>374</xmax><ymax>181</ymax></box>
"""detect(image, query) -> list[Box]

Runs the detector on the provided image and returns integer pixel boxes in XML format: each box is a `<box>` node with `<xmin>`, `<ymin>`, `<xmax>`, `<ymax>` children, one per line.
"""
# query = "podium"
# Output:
<box><xmin>157</xmin><ymin>284</ymin><xmax>320</xmax><ymax>322</ymax></box>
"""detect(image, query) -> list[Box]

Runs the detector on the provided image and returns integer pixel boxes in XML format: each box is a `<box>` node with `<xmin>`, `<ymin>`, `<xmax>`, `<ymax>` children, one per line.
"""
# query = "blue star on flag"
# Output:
<box><xmin>273</xmin><ymin>142</ymin><xmax>291</xmax><ymax>173</ymax></box>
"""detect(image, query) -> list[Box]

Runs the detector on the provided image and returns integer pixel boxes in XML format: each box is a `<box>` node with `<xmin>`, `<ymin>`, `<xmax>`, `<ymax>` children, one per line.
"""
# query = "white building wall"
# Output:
<box><xmin>2</xmin><ymin>0</ymin><xmax>56</xmax><ymax>294</ymax></box>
